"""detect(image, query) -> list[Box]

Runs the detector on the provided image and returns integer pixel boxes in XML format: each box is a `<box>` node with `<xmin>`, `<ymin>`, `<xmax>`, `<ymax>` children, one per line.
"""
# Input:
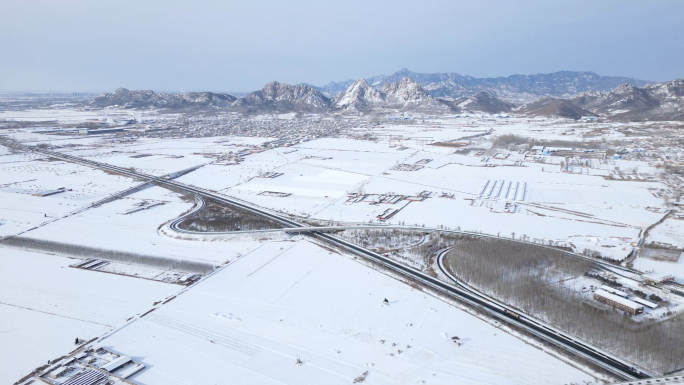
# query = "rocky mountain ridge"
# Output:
<box><xmin>92</xmin><ymin>77</ymin><xmax>684</xmax><ymax>120</ymax></box>
<box><xmin>233</xmin><ymin>81</ymin><xmax>330</xmax><ymax>112</ymax></box>
<box><xmin>572</xmin><ymin>79</ymin><xmax>684</xmax><ymax>120</ymax></box>
<box><xmin>316</xmin><ymin>68</ymin><xmax>653</xmax><ymax>103</ymax></box>
<box><xmin>517</xmin><ymin>97</ymin><xmax>596</xmax><ymax>120</ymax></box>
<box><xmin>449</xmin><ymin>91</ymin><xmax>516</xmax><ymax>114</ymax></box>
<box><xmin>331</xmin><ymin>79</ymin><xmax>385</xmax><ymax>111</ymax></box>
<box><xmin>92</xmin><ymin>88</ymin><xmax>236</xmax><ymax>109</ymax></box>
<box><xmin>331</xmin><ymin>78</ymin><xmax>449</xmax><ymax>112</ymax></box>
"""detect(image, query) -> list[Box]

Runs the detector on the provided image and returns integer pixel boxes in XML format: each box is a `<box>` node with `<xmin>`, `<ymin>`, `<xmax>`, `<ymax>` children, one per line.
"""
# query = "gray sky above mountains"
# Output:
<box><xmin>1</xmin><ymin>0</ymin><xmax>682</xmax><ymax>93</ymax></box>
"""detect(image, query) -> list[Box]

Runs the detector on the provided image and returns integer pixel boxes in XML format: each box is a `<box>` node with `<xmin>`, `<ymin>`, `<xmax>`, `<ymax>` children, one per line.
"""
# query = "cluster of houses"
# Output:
<box><xmin>143</xmin><ymin>114</ymin><xmax>359</xmax><ymax>146</ymax></box>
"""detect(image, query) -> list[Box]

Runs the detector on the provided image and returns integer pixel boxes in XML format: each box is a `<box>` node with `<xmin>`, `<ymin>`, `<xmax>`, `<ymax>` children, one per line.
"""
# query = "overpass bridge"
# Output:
<box><xmin>283</xmin><ymin>227</ymin><xmax>346</xmax><ymax>234</ymax></box>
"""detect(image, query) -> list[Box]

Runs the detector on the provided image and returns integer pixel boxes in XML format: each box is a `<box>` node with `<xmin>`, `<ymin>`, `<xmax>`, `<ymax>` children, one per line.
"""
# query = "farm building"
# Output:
<box><xmin>600</xmin><ymin>285</ymin><xmax>628</xmax><ymax>297</ymax></box>
<box><xmin>100</xmin><ymin>355</ymin><xmax>131</xmax><ymax>372</ymax></box>
<box><xmin>632</xmin><ymin>297</ymin><xmax>658</xmax><ymax>309</ymax></box>
<box><xmin>593</xmin><ymin>290</ymin><xmax>644</xmax><ymax>315</ymax></box>
<box><xmin>32</xmin><ymin>187</ymin><xmax>66</xmax><ymax>197</ymax></box>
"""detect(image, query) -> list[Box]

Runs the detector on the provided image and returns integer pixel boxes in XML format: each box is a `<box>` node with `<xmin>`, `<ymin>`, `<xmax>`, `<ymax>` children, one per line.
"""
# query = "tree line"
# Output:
<box><xmin>178</xmin><ymin>199</ymin><xmax>282</xmax><ymax>232</ymax></box>
<box><xmin>444</xmin><ymin>236</ymin><xmax>684</xmax><ymax>374</ymax></box>
<box><xmin>1</xmin><ymin>237</ymin><xmax>215</xmax><ymax>274</ymax></box>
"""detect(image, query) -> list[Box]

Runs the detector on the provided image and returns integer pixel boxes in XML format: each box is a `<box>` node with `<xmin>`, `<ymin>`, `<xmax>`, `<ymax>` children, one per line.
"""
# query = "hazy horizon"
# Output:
<box><xmin>1</xmin><ymin>0</ymin><xmax>682</xmax><ymax>93</ymax></box>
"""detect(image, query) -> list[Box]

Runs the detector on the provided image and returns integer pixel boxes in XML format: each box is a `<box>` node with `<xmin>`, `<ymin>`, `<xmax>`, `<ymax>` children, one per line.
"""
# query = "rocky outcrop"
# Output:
<box><xmin>331</xmin><ymin>79</ymin><xmax>385</xmax><ymax>111</ymax></box>
<box><xmin>573</xmin><ymin>79</ymin><xmax>684</xmax><ymax>120</ymax></box>
<box><xmin>518</xmin><ymin>97</ymin><xmax>596</xmax><ymax>120</ymax></box>
<box><xmin>450</xmin><ymin>91</ymin><xmax>515</xmax><ymax>114</ymax></box>
<box><xmin>317</xmin><ymin>68</ymin><xmax>651</xmax><ymax>103</ymax></box>
<box><xmin>234</xmin><ymin>81</ymin><xmax>330</xmax><ymax>112</ymax></box>
<box><xmin>92</xmin><ymin>88</ymin><xmax>236</xmax><ymax>109</ymax></box>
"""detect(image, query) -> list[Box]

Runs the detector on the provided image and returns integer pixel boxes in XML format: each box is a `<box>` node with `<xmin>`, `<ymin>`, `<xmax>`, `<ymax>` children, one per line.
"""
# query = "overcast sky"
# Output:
<box><xmin>1</xmin><ymin>0</ymin><xmax>682</xmax><ymax>93</ymax></box>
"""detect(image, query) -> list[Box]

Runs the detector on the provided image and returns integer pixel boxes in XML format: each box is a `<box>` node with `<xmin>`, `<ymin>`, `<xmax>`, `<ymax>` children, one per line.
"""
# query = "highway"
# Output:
<box><xmin>2</xmin><ymin>140</ymin><xmax>656</xmax><ymax>381</ymax></box>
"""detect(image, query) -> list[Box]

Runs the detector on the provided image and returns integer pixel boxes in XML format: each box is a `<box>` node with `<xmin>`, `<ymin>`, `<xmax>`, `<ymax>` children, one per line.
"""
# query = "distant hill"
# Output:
<box><xmin>572</xmin><ymin>79</ymin><xmax>684</xmax><ymax>120</ymax></box>
<box><xmin>92</xmin><ymin>88</ymin><xmax>236</xmax><ymax>109</ymax></box>
<box><xmin>90</xmin><ymin>75</ymin><xmax>683</xmax><ymax>120</ymax></box>
<box><xmin>331</xmin><ymin>78</ymin><xmax>450</xmax><ymax>112</ymax></box>
<box><xmin>331</xmin><ymin>79</ymin><xmax>385</xmax><ymax>111</ymax></box>
<box><xmin>449</xmin><ymin>91</ymin><xmax>515</xmax><ymax>114</ymax></box>
<box><xmin>233</xmin><ymin>81</ymin><xmax>330</xmax><ymax>113</ymax></box>
<box><xmin>518</xmin><ymin>97</ymin><xmax>596</xmax><ymax>120</ymax></box>
<box><xmin>316</xmin><ymin>69</ymin><xmax>653</xmax><ymax>103</ymax></box>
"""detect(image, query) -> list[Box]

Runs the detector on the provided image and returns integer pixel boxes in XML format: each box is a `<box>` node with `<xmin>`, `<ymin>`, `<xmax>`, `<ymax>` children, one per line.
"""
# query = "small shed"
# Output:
<box><xmin>600</xmin><ymin>285</ymin><xmax>628</xmax><ymax>298</ymax></box>
<box><xmin>49</xmin><ymin>366</ymin><xmax>69</xmax><ymax>379</ymax></box>
<box><xmin>632</xmin><ymin>297</ymin><xmax>658</xmax><ymax>309</ymax></box>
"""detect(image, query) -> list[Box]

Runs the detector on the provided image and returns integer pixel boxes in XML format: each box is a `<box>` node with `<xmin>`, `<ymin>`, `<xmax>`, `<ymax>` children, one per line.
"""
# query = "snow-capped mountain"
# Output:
<box><xmin>331</xmin><ymin>79</ymin><xmax>385</xmax><ymax>111</ymax></box>
<box><xmin>330</xmin><ymin>78</ymin><xmax>450</xmax><ymax>112</ymax></box>
<box><xmin>380</xmin><ymin>78</ymin><xmax>450</xmax><ymax>111</ymax></box>
<box><xmin>316</xmin><ymin>69</ymin><xmax>652</xmax><ymax>103</ymax></box>
<box><xmin>89</xmin><ymin>77</ymin><xmax>682</xmax><ymax>120</ymax></box>
<box><xmin>573</xmin><ymin>79</ymin><xmax>684</xmax><ymax>120</ymax></box>
<box><xmin>450</xmin><ymin>91</ymin><xmax>515</xmax><ymax>114</ymax></box>
<box><xmin>92</xmin><ymin>88</ymin><xmax>236</xmax><ymax>109</ymax></box>
<box><xmin>234</xmin><ymin>81</ymin><xmax>330</xmax><ymax>112</ymax></box>
<box><xmin>518</xmin><ymin>97</ymin><xmax>595</xmax><ymax>120</ymax></box>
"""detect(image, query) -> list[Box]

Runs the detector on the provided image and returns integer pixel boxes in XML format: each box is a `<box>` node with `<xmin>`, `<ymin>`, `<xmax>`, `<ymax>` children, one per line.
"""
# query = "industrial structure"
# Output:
<box><xmin>594</xmin><ymin>290</ymin><xmax>644</xmax><ymax>315</ymax></box>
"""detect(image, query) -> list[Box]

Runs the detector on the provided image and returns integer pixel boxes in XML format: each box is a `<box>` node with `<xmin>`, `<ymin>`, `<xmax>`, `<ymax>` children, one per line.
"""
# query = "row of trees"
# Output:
<box><xmin>444</xmin><ymin>237</ymin><xmax>684</xmax><ymax>374</ymax></box>
<box><xmin>339</xmin><ymin>229</ymin><xmax>436</xmax><ymax>270</ymax></box>
<box><xmin>2</xmin><ymin>236</ymin><xmax>215</xmax><ymax>274</ymax></box>
<box><xmin>339</xmin><ymin>229</ymin><xmax>425</xmax><ymax>251</ymax></box>
<box><xmin>339</xmin><ymin>229</ymin><xmax>466</xmax><ymax>271</ymax></box>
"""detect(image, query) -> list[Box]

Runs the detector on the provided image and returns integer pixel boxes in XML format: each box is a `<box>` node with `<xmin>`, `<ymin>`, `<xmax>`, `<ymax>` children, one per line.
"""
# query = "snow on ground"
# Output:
<box><xmin>647</xmin><ymin>217</ymin><xmax>684</xmax><ymax>249</ymax></box>
<box><xmin>0</xmin><ymin>154</ymin><xmax>139</xmax><ymax>237</ymax></box>
<box><xmin>7</xmin><ymin>132</ymin><xmax>106</xmax><ymax>146</ymax></box>
<box><xmin>168</xmin><ymin>137</ymin><xmax>664</xmax><ymax>257</ymax></box>
<box><xmin>25</xmin><ymin>186</ymin><xmax>263</xmax><ymax>264</ymax></box>
<box><xmin>634</xmin><ymin>256</ymin><xmax>684</xmax><ymax>283</ymax></box>
<box><xmin>225</xmin><ymin>163</ymin><xmax>371</xmax><ymax>216</ymax></box>
<box><xmin>51</xmin><ymin>136</ymin><xmax>279</xmax><ymax>177</ymax></box>
<box><xmin>0</xmin><ymin>249</ymin><xmax>180</xmax><ymax>385</ymax></box>
<box><xmin>178</xmin><ymin>147</ymin><xmax>301</xmax><ymax>191</ymax></box>
<box><xmin>99</xmin><ymin>241</ymin><xmax>594</xmax><ymax>385</ymax></box>
<box><xmin>0</xmin><ymin>108</ymin><xmax>130</xmax><ymax>123</ymax></box>
<box><xmin>213</xmin><ymin>144</ymin><xmax>649</xmax><ymax>248</ymax></box>
<box><xmin>0</xmin><ymin>116</ymin><xmax>676</xmax><ymax>384</ymax></box>
<box><xmin>57</xmin><ymin>148</ymin><xmax>211</xmax><ymax>177</ymax></box>
<box><xmin>1</xmin><ymin>130</ymin><xmax>668</xmax><ymax>262</ymax></box>
<box><xmin>633</xmin><ymin>217</ymin><xmax>684</xmax><ymax>280</ymax></box>
<box><xmin>178</xmin><ymin>139</ymin><xmax>411</xmax><ymax>217</ymax></box>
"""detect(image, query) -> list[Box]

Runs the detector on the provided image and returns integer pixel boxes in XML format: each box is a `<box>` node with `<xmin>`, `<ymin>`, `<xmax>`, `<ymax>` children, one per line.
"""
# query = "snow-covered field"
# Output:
<box><xmin>0</xmin><ymin>108</ymin><xmax>131</xmax><ymax>123</ymax></box>
<box><xmin>99</xmin><ymin>241</ymin><xmax>594</xmax><ymax>385</ymax></box>
<box><xmin>3</xmin><ymin>123</ymin><xmax>671</xmax><ymax>269</ymax></box>
<box><xmin>25</xmin><ymin>186</ymin><xmax>263</xmax><ymax>264</ymax></box>
<box><xmin>0</xmin><ymin>249</ymin><xmax>181</xmax><ymax>385</ymax></box>
<box><xmin>53</xmin><ymin>136</ymin><xmax>276</xmax><ymax>176</ymax></box>
<box><xmin>181</xmin><ymin>137</ymin><xmax>661</xmax><ymax>261</ymax></box>
<box><xmin>0</xmin><ymin>115</ymin><xmax>679</xmax><ymax>384</ymax></box>
<box><xmin>0</xmin><ymin>153</ymin><xmax>139</xmax><ymax>237</ymax></box>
